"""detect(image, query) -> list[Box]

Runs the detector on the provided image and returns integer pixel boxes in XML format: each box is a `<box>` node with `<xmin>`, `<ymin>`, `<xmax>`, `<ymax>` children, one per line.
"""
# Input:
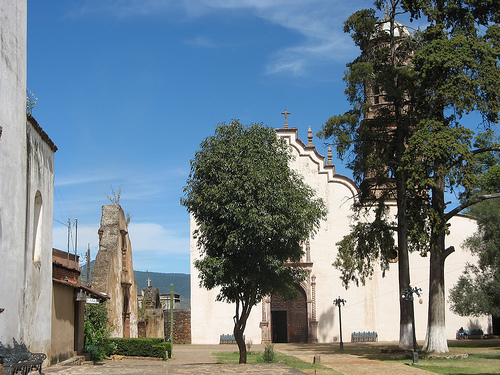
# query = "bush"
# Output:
<box><xmin>108</xmin><ymin>338</ymin><xmax>168</xmax><ymax>360</ymax></box>
<box><xmin>84</xmin><ymin>302</ymin><xmax>113</xmax><ymax>362</ymax></box>
<box><xmin>261</xmin><ymin>344</ymin><xmax>276</xmax><ymax>363</ymax></box>
<box><xmin>164</xmin><ymin>341</ymin><xmax>172</xmax><ymax>358</ymax></box>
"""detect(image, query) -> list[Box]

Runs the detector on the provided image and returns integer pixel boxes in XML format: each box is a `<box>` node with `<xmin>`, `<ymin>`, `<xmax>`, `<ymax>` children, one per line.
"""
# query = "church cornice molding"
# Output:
<box><xmin>276</xmin><ymin>127</ymin><xmax>360</xmax><ymax>198</ymax></box>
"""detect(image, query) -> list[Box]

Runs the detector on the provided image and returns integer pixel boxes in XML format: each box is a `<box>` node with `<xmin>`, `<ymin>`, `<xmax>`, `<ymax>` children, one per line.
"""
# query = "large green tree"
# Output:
<box><xmin>402</xmin><ymin>0</ymin><xmax>500</xmax><ymax>352</ymax></box>
<box><xmin>319</xmin><ymin>0</ymin><xmax>420</xmax><ymax>349</ymax></box>
<box><xmin>181</xmin><ymin>120</ymin><xmax>326</xmax><ymax>363</ymax></box>
<box><xmin>320</xmin><ymin>0</ymin><xmax>500</xmax><ymax>352</ymax></box>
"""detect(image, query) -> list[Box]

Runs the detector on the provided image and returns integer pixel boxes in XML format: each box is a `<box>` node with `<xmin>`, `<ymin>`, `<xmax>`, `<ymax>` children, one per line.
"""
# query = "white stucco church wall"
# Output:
<box><xmin>0</xmin><ymin>0</ymin><xmax>56</xmax><ymax>356</ymax></box>
<box><xmin>190</xmin><ymin>125</ymin><xmax>489</xmax><ymax>345</ymax></box>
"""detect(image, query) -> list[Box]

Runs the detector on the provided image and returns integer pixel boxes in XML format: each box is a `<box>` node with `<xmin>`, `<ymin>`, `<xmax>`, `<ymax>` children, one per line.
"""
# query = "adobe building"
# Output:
<box><xmin>0</xmin><ymin>0</ymin><xmax>56</xmax><ymax>360</ymax></box>
<box><xmin>51</xmin><ymin>249</ymin><xmax>108</xmax><ymax>364</ymax></box>
<box><xmin>92</xmin><ymin>204</ymin><xmax>138</xmax><ymax>338</ymax></box>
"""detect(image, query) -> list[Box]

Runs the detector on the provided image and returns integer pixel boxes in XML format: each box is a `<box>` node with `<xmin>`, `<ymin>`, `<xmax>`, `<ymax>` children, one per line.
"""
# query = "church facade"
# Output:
<box><xmin>190</xmin><ymin>124</ymin><xmax>490</xmax><ymax>345</ymax></box>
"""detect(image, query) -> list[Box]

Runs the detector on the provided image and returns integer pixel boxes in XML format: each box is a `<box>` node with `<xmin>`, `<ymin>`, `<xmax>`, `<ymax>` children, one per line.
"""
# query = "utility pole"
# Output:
<box><xmin>170</xmin><ymin>283</ymin><xmax>174</xmax><ymax>343</ymax></box>
<box><xmin>86</xmin><ymin>243</ymin><xmax>90</xmax><ymax>286</ymax></box>
<box><xmin>67</xmin><ymin>218</ymin><xmax>71</xmax><ymax>267</ymax></box>
<box><xmin>74</xmin><ymin>218</ymin><xmax>78</xmax><ymax>265</ymax></box>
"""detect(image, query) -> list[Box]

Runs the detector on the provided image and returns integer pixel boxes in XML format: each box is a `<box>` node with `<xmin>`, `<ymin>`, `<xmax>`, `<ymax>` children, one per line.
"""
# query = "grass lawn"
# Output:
<box><xmin>342</xmin><ymin>340</ymin><xmax>500</xmax><ymax>374</ymax></box>
<box><xmin>214</xmin><ymin>340</ymin><xmax>500</xmax><ymax>375</ymax></box>
<box><xmin>212</xmin><ymin>350</ymin><xmax>341</xmax><ymax>375</ymax></box>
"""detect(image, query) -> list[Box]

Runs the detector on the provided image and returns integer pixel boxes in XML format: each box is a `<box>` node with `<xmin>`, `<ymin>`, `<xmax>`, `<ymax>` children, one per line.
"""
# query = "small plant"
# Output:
<box><xmin>261</xmin><ymin>343</ymin><xmax>276</xmax><ymax>363</ymax></box>
<box><xmin>246</xmin><ymin>339</ymin><xmax>253</xmax><ymax>353</ymax></box>
<box><xmin>106</xmin><ymin>184</ymin><xmax>122</xmax><ymax>204</ymax></box>
<box><xmin>26</xmin><ymin>89</ymin><xmax>37</xmax><ymax>115</ymax></box>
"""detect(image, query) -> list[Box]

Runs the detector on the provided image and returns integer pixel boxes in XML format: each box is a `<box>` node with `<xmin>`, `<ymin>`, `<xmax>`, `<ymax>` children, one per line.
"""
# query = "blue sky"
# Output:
<box><xmin>26</xmin><ymin>0</ymin><xmax>467</xmax><ymax>274</ymax></box>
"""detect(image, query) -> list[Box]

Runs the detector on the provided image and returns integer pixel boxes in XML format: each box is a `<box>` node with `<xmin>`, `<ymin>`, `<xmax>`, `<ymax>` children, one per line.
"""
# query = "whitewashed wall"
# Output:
<box><xmin>0</xmin><ymin>0</ymin><xmax>55</xmax><ymax>357</ymax></box>
<box><xmin>190</xmin><ymin>127</ymin><xmax>489</xmax><ymax>344</ymax></box>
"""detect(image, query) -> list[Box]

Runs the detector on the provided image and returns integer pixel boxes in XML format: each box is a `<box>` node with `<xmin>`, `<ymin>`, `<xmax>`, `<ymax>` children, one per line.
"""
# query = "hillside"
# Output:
<box><xmin>80</xmin><ymin>261</ymin><xmax>190</xmax><ymax>308</ymax></box>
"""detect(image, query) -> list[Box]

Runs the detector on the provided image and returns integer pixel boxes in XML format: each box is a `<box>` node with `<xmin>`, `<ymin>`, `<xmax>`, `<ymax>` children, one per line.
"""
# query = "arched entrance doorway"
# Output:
<box><xmin>271</xmin><ymin>285</ymin><xmax>308</xmax><ymax>343</ymax></box>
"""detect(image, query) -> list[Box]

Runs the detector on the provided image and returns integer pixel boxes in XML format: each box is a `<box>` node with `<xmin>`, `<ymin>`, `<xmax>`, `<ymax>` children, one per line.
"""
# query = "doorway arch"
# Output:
<box><xmin>271</xmin><ymin>285</ymin><xmax>308</xmax><ymax>343</ymax></box>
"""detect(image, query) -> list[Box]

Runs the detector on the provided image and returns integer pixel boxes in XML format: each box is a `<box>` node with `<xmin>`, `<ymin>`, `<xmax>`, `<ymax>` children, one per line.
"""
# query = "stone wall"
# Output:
<box><xmin>164</xmin><ymin>309</ymin><xmax>191</xmax><ymax>344</ymax></box>
<box><xmin>92</xmin><ymin>204</ymin><xmax>138</xmax><ymax>338</ymax></box>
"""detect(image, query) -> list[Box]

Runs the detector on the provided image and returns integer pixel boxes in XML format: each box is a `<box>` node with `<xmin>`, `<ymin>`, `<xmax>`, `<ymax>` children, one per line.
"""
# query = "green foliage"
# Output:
<box><xmin>84</xmin><ymin>302</ymin><xmax>114</xmax><ymax>362</ymax></box>
<box><xmin>182</xmin><ymin>120</ymin><xmax>326</xmax><ymax>302</ymax></box>
<box><xmin>181</xmin><ymin>120</ymin><xmax>326</xmax><ymax>362</ymax></box>
<box><xmin>334</xmin><ymin>218</ymin><xmax>396</xmax><ymax>288</ymax></box>
<box><xmin>26</xmin><ymin>89</ymin><xmax>37</xmax><ymax>115</ymax></box>
<box><xmin>164</xmin><ymin>341</ymin><xmax>173</xmax><ymax>358</ymax></box>
<box><xmin>109</xmin><ymin>338</ymin><xmax>168</xmax><ymax>360</ymax></box>
<box><xmin>261</xmin><ymin>344</ymin><xmax>277</xmax><ymax>363</ymax></box>
<box><xmin>450</xmin><ymin>135</ymin><xmax>500</xmax><ymax>317</ymax></box>
<box><xmin>320</xmin><ymin>0</ymin><xmax>499</xmax><ymax>352</ymax></box>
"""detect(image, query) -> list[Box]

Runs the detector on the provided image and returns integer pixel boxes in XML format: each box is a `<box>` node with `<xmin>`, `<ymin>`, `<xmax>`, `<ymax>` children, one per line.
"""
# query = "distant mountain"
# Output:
<box><xmin>80</xmin><ymin>260</ymin><xmax>190</xmax><ymax>308</ymax></box>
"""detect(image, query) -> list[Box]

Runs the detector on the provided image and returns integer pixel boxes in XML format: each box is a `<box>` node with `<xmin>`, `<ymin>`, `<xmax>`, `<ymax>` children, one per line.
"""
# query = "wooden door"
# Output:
<box><xmin>271</xmin><ymin>286</ymin><xmax>308</xmax><ymax>343</ymax></box>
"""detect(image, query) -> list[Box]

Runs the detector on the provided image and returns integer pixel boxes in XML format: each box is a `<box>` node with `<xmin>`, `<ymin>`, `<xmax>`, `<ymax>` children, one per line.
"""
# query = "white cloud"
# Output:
<box><xmin>185</xmin><ymin>35</ymin><xmax>221</xmax><ymax>49</ymax></box>
<box><xmin>53</xmin><ymin>221</ymin><xmax>190</xmax><ymax>268</ymax></box>
<box><xmin>128</xmin><ymin>222</ymin><xmax>189</xmax><ymax>254</ymax></box>
<box><xmin>68</xmin><ymin>0</ymin><xmax>364</xmax><ymax>76</ymax></box>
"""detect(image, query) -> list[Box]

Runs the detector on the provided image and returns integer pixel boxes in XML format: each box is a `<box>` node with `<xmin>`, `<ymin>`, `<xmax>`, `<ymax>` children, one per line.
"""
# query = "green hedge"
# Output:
<box><xmin>108</xmin><ymin>338</ymin><xmax>168</xmax><ymax>360</ymax></box>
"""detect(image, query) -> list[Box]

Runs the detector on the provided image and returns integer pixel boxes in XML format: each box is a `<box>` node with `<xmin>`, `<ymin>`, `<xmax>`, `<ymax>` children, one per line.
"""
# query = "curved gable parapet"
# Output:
<box><xmin>276</xmin><ymin>127</ymin><xmax>360</xmax><ymax>199</ymax></box>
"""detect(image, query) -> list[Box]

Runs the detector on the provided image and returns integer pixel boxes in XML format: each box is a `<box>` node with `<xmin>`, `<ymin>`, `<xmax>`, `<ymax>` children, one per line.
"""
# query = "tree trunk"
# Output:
<box><xmin>233</xmin><ymin>295</ymin><xmax>254</xmax><ymax>364</ymax></box>
<box><xmin>396</xmin><ymin>132</ymin><xmax>413</xmax><ymax>348</ymax></box>
<box><xmin>234</xmin><ymin>323</ymin><xmax>247</xmax><ymax>364</ymax></box>
<box><xmin>398</xmin><ymin>233</ymin><xmax>414</xmax><ymax>348</ymax></box>
<box><xmin>424</xmin><ymin>170</ymin><xmax>449</xmax><ymax>353</ymax></box>
<box><xmin>387</xmin><ymin>0</ymin><xmax>414</xmax><ymax>348</ymax></box>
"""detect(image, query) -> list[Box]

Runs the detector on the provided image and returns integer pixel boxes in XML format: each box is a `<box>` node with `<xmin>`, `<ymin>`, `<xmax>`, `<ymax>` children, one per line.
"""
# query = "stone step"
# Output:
<box><xmin>57</xmin><ymin>355</ymin><xmax>85</xmax><ymax>366</ymax></box>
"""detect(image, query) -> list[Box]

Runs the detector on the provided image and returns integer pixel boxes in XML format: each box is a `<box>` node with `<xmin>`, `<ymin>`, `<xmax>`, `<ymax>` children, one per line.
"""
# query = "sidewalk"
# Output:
<box><xmin>44</xmin><ymin>344</ymin><xmax>305</xmax><ymax>375</ymax></box>
<box><xmin>43</xmin><ymin>343</ymin><xmax>436</xmax><ymax>375</ymax></box>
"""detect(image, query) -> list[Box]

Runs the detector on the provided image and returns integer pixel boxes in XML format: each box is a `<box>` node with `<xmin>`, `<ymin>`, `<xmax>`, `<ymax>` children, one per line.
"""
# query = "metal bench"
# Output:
<box><xmin>351</xmin><ymin>331</ymin><xmax>378</xmax><ymax>342</ymax></box>
<box><xmin>457</xmin><ymin>329</ymin><xmax>484</xmax><ymax>340</ymax></box>
<box><xmin>0</xmin><ymin>339</ymin><xmax>46</xmax><ymax>375</ymax></box>
<box><xmin>219</xmin><ymin>334</ymin><xmax>245</xmax><ymax>344</ymax></box>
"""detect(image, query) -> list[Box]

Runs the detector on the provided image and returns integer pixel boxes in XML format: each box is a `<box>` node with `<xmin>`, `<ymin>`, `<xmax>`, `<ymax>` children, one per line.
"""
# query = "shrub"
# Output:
<box><xmin>108</xmin><ymin>338</ymin><xmax>168</xmax><ymax>360</ymax></box>
<box><xmin>84</xmin><ymin>302</ymin><xmax>113</xmax><ymax>362</ymax></box>
<box><xmin>164</xmin><ymin>341</ymin><xmax>172</xmax><ymax>358</ymax></box>
<box><xmin>261</xmin><ymin>344</ymin><xmax>276</xmax><ymax>363</ymax></box>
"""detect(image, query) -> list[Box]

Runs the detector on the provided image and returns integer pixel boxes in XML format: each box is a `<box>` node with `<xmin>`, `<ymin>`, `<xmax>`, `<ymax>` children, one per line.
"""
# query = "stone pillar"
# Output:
<box><xmin>260</xmin><ymin>296</ymin><xmax>271</xmax><ymax>343</ymax></box>
<box><xmin>309</xmin><ymin>275</ymin><xmax>318</xmax><ymax>343</ymax></box>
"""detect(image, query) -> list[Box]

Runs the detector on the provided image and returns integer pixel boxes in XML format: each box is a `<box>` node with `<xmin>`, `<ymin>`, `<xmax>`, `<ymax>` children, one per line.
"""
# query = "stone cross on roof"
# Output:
<box><xmin>147</xmin><ymin>277</ymin><xmax>151</xmax><ymax>287</ymax></box>
<box><xmin>281</xmin><ymin>109</ymin><xmax>290</xmax><ymax>129</ymax></box>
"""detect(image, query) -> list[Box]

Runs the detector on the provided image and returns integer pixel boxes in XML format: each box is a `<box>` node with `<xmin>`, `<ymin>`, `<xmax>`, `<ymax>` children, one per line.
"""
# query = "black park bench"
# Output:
<box><xmin>0</xmin><ymin>339</ymin><xmax>46</xmax><ymax>375</ymax></box>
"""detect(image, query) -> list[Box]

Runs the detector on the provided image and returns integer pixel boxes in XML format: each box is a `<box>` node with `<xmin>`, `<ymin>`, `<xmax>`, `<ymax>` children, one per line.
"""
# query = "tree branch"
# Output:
<box><xmin>444</xmin><ymin>246</ymin><xmax>455</xmax><ymax>260</ymax></box>
<box><xmin>445</xmin><ymin>193</ymin><xmax>500</xmax><ymax>221</ymax></box>
<box><xmin>471</xmin><ymin>147</ymin><xmax>500</xmax><ymax>155</ymax></box>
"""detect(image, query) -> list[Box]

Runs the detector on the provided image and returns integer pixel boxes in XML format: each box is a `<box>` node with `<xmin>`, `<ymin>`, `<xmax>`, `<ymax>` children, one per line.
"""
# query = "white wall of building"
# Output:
<box><xmin>0</xmin><ymin>0</ymin><xmax>55</xmax><ymax>356</ymax></box>
<box><xmin>190</xmin><ymin>127</ymin><xmax>489</xmax><ymax>344</ymax></box>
